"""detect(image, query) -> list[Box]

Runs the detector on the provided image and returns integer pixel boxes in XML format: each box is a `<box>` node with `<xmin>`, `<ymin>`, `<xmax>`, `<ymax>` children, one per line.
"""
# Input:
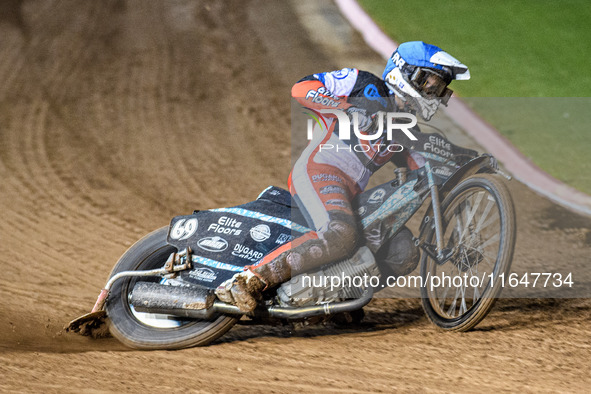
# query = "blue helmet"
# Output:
<box><xmin>383</xmin><ymin>41</ymin><xmax>470</xmax><ymax>120</ymax></box>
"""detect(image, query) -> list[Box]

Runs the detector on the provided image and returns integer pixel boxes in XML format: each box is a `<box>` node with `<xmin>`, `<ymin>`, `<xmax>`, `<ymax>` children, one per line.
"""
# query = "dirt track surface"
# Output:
<box><xmin>1</xmin><ymin>1</ymin><xmax>590</xmax><ymax>392</ymax></box>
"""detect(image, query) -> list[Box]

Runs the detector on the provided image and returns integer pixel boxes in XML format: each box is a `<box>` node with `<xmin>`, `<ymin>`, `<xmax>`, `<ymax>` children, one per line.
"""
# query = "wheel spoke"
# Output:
<box><xmin>458</xmin><ymin>191</ymin><xmax>485</xmax><ymax>243</ymax></box>
<box><xmin>455</xmin><ymin>206</ymin><xmax>464</xmax><ymax>241</ymax></box>
<box><xmin>466</xmin><ymin>245</ymin><xmax>496</xmax><ymax>269</ymax></box>
<box><xmin>479</xmin><ymin>232</ymin><xmax>500</xmax><ymax>250</ymax></box>
<box><xmin>440</xmin><ymin>282</ymin><xmax>451</xmax><ymax>309</ymax></box>
<box><xmin>476</xmin><ymin>214</ymin><xmax>498</xmax><ymax>234</ymax></box>
<box><xmin>447</xmin><ymin>290</ymin><xmax>458</xmax><ymax>316</ymax></box>
<box><xmin>459</xmin><ymin>286</ymin><xmax>467</xmax><ymax>315</ymax></box>
<box><xmin>462</xmin><ymin>248</ymin><xmax>471</xmax><ymax>271</ymax></box>
<box><xmin>475</xmin><ymin>198</ymin><xmax>495</xmax><ymax>233</ymax></box>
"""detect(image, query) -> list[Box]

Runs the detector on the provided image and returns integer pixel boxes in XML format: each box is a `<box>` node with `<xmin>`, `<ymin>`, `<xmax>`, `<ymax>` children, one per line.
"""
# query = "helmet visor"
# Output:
<box><xmin>410</xmin><ymin>68</ymin><xmax>453</xmax><ymax>104</ymax></box>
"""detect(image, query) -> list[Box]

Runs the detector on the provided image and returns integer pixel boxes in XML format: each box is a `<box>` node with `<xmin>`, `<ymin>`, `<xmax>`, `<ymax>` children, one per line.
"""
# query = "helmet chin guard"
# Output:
<box><xmin>385</xmin><ymin>67</ymin><xmax>441</xmax><ymax>121</ymax></box>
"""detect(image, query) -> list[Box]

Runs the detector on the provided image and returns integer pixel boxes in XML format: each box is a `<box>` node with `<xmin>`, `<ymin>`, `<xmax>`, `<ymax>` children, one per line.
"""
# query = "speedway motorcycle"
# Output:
<box><xmin>67</xmin><ymin>130</ymin><xmax>516</xmax><ymax>349</ymax></box>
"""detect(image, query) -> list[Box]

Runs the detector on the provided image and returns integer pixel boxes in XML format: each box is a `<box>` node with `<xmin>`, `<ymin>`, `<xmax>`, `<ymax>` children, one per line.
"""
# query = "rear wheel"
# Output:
<box><xmin>420</xmin><ymin>174</ymin><xmax>516</xmax><ymax>331</ymax></box>
<box><xmin>106</xmin><ymin>227</ymin><xmax>238</xmax><ymax>349</ymax></box>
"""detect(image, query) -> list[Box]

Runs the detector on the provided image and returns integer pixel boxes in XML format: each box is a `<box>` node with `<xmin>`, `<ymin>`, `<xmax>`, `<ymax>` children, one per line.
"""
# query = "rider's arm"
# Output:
<box><xmin>291</xmin><ymin>68</ymin><xmax>359</xmax><ymax>110</ymax></box>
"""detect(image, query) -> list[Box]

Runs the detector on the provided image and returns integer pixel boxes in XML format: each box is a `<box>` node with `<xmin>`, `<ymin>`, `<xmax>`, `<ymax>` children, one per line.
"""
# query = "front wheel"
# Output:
<box><xmin>106</xmin><ymin>227</ymin><xmax>238</xmax><ymax>349</ymax></box>
<box><xmin>420</xmin><ymin>174</ymin><xmax>516</xmax><ymax>331</ymax></box>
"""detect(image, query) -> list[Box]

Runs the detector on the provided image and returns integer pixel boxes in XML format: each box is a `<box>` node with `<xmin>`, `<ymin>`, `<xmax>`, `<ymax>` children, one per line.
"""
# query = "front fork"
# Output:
<box><xmin>425</xmin><ymin>162</ymin><xmax>445</xmax><ymax>258</ymax></box>
<box><xmin>419</xmin><ymin>162</ymin><xmax>454</xmax><ymax>264</ymax></box>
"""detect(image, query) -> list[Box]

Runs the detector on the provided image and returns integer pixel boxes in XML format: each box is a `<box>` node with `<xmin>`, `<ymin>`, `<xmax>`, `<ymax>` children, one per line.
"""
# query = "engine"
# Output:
<box><xmin>276</xmin><ymin>247</ymin><xmax>380</xmax><ymax>307</ymax></box>
<box><xmin>375</xmin><ymin>226</ymin><xmax>420</xmax><ymax>278</ymax></box>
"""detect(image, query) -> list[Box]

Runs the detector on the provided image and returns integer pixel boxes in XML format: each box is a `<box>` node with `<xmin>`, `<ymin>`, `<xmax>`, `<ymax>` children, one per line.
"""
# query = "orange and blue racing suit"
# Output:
<box><xmin>247</xmin><ymin>68</ymin><xmax>423</xmax><ymax>287</ymax></box>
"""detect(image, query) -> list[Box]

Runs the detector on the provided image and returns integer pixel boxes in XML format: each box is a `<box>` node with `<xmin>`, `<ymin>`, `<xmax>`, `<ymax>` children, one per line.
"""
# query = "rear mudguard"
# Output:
<box><xmin>418</xmin><ymin>155</ymin><xmax>498</xmax><ymax>238</ymax></box>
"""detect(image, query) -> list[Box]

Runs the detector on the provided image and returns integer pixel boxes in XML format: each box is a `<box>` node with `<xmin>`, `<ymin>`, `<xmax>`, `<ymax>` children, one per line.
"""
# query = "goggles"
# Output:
<box><xmin>410</xmin><ymin>68</ymin><xmax>453</xmax><ymax>105</ymax></box>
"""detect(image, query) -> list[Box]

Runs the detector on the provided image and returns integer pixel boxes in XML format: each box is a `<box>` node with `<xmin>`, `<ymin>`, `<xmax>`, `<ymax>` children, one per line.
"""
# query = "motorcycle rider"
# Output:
<box><xmin>216</xmin><ymin>41</ymin><xmax>471</xmax><ymax>312</ymax></box>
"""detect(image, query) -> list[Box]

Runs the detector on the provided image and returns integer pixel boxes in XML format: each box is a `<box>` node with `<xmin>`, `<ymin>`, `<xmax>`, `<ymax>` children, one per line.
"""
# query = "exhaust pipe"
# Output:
<box><xmin>131</xmin><ymin>282</ymin><xmax>373</xmax><ymax>320</ymax></box>
<box><xmin>264</xmin><ymin>288</ymin><xmax>373</xmax><ymax>319</ymax></box>
<box><xmin>130</xmin><ymin>282</ymin><xmax>216</xmax><ymax>319</ymax></box>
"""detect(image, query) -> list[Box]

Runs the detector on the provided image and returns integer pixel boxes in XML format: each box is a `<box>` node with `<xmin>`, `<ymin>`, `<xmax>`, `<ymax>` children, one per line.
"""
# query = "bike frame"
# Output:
<box><xmin>361</xmin><ymin>155</ymin><xmax>501</xmax><ymax>266</ymax></box>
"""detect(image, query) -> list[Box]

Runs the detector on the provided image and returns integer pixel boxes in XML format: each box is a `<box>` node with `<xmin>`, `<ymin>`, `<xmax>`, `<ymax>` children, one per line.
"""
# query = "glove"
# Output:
<box><xmin>411</xmin><ymin>97</ymin><xmax>440</xmax><ymax>121</ymax></box>
<box><xmin>346</xmin><ymin>106</ymin><xmax>374</xmax><ymax>132</ymax></box>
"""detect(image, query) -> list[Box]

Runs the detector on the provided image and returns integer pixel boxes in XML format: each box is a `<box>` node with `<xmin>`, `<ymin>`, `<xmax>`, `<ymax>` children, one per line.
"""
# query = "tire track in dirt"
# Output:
<box><xmin>0</xmin><ymin>0</ymin><xmax>590</xmax><ymax>392</ymax></box>
<box><xmin>0</xmin><ymin>0</ymin><xmax>297</xmax><ymax>355</ymax></box>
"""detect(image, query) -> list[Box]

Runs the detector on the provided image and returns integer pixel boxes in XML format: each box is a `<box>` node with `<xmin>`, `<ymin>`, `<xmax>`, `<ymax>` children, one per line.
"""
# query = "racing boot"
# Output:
<box><xmin>215</xmin><ymin>221</ymin><xmax>357</xmax><ymax>313</ymax></box>
<box><xmin>215</xmin><ymin>251</ymin><xmax>296</xmax><ymax>313</ymax></box>
<box><xmin>215</xmin><ymin>215</ymin><xmax>359</xmax><ymax>313</ymax></box>
<box><xmin>215</xmin><ymin>270</ymin><xmax>267</xmax><ymax>313</ymax></box>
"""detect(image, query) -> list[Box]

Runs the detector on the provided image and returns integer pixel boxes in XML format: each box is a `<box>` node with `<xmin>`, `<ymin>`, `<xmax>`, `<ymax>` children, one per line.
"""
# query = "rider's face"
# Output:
<box><xmin>422</xmin><ymin>74</ymin><xmax>447</xmax><ymax>97</ymax></box>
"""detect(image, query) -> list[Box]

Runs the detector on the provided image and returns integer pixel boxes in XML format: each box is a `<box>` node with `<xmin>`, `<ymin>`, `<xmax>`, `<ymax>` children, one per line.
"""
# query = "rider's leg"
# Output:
<box><xmin>215</xmin><ymin>165</ymin><xmax>361</xmax><ymax>312</ymax></box>
<box><xmin>251</xmin><ymin>165</ymin><xmax>360</xmax><ymax>283</ymax></box>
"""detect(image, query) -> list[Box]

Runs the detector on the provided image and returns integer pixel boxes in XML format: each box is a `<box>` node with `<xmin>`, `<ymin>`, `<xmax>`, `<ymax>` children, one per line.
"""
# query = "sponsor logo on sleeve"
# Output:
<box><xmin>363</xmin><ymin>84</ymin><xmax>388</xmax><ymax>108</ymax></box>
<box><xmin>332</xmin><ymin>68</ymin><xmax>352</xmax><ymax>79</ymax></box>
<box><xmin>196</xmin><ymin>236</ymin><xmax>228</xmax><ymax>252</ymax></box>
<box><xmin>305</xmin><ymin>86</ymin><xmax>340</xmax><ymax>107</ymax></box>
<box><xmin>250</xmin><ymin>224</ymin><xmax>271</xmax><ymax>242</ymax></box>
